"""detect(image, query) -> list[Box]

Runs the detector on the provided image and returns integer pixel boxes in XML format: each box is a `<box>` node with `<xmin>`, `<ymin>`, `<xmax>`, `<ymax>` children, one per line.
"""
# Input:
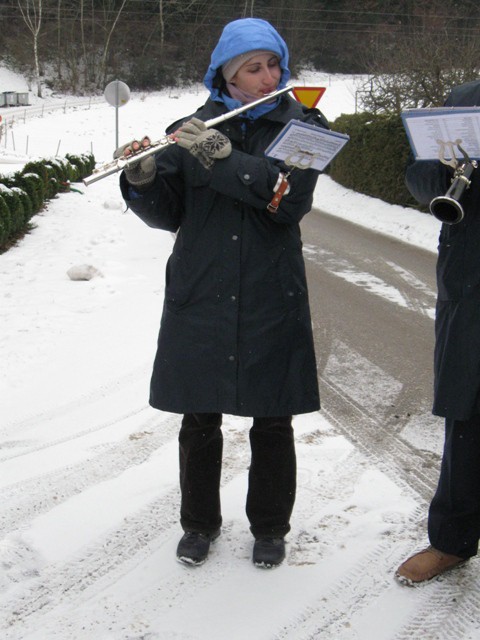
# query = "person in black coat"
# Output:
<box><xmin>396</xmin><ymin>79</ymin><xmax>480</xmax><ymax>585</ymax></box>
<box><xmin>115</xmin><ymin>18</ymin><xmax>329</xmax><ymax>568</ymax></box>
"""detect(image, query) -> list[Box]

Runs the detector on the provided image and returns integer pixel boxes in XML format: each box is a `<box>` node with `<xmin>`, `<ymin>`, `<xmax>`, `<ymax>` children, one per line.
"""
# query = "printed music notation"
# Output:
<box><xmin>402</xmin><ymin>107</ymin><xmax>480</xmax><ymax>160</ymax></box>
<box><xmin>265</xmin><ymin>120</ymin><xmax>349</xmax><ymax>171</ymax></box>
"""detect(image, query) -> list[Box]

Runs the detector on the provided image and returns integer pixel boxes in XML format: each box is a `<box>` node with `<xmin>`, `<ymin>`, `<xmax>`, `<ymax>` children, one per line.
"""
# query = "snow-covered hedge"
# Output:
<box><xmin>0</xmin><ymin>153</ymin><xmax>95</xmax><ymax>251</ymax></box>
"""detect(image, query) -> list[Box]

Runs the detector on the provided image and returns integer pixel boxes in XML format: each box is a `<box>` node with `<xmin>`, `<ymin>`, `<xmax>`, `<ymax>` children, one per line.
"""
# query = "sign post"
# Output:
<box><xmin>104</xmin><ymin>80</ymin><xmax>130</xmax><ymax>149</ymax></box>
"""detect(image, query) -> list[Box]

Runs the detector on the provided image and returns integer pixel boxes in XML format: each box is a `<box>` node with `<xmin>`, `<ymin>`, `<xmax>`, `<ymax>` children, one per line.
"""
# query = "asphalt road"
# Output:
<box><xmin>302</xmin><ymin>208</ymin><xmax>441</xmax><ymax>498</ymax></box>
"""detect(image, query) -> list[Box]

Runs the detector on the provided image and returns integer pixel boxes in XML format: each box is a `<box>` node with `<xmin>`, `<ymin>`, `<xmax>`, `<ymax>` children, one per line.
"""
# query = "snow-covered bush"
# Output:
<box><xmin>0</xmin><ymin>153</ymin><xmax>95</xmax><ymax>251</ymax></box>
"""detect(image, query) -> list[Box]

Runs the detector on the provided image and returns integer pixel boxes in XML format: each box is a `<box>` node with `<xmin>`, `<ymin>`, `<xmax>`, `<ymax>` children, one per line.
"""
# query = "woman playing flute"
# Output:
<box><xmin>116</xmin><ymin>17</ymin><xmax>329</xmax><ymax>568</ymax></box>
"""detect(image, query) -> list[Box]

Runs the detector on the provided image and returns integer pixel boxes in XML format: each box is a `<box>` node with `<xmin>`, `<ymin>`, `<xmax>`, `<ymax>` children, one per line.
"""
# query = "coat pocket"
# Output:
<box><xmin>269</xmin><ymin>244</ymin><xmax>308</xmax><ymax>311</ymax></box>
<box><xmin>164</xmin><ymin>251</ymin><xmax>194</xmax><ymax>310</ymax></box>
<box><xmin>436</xmin><ymin>224</ymin><xmax>466</xmax><ymax>301</ymax></box>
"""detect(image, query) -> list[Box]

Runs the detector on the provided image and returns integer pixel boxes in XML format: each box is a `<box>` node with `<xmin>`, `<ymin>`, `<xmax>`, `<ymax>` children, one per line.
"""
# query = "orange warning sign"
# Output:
<box><xmin>292</xmin><ymin>87</ymin><xmax>326</xmax><ymax>108</ymax></box>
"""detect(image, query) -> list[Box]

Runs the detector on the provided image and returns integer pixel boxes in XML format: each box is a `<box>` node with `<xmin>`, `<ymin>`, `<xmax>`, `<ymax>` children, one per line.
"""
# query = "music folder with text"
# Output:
<box><xmin>402</xmin><ymin>106</ymin><xmax>480</xmax><ymax>160</ymax></box>
<box><xmin>265</xmin><ymin>120</ymin><xmax>349</xmax><ymax>171</ymax></box>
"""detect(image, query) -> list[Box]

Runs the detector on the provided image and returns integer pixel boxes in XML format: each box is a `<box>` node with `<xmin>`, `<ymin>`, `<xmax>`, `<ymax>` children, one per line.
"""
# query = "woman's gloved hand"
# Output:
<box><xmin>175</xmin><ymin>118</ymin><xmax>232</xmax><ymax>169</ymax></box>
<box><xmin>113</xmin><ymin>136</ymin><xmax>156</xmax><ymax>190</ymax></box>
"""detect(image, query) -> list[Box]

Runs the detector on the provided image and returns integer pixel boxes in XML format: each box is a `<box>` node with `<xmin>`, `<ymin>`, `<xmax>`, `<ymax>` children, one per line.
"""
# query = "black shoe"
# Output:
<box><xmin>176</xmin><ymin>530</ymin><xmax>220</xmax><ymax>566</ymax></box>
<box><xmin>253</xmin><ymin>537</ymin><xmax>286</xmax><ymax>568</ymax></box>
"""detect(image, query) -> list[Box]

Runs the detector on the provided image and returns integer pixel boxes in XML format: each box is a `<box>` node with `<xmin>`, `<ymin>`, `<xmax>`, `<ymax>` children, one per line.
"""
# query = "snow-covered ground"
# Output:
<box><xmin>2</xmin><ymin>66</ymin><xmax>467</xmax><ymax>640</ymax></box>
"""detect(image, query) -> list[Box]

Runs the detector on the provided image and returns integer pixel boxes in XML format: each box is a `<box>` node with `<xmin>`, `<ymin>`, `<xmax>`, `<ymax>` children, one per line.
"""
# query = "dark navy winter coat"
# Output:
<box><xmin>121</xmin><ymin>93</ymin><xmax>327</xmax><ymax>417</ymax></box>
<box><xmin>405</xmin><ymin>80</ymin><xmax>480</xmax><ymax>420</ymax></box>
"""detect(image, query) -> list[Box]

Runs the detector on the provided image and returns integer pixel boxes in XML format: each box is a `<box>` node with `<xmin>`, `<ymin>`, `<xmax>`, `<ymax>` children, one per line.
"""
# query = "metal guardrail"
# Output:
<box><xmin>0</xmin><ymin>96</ymin><xmax>105</xmax><ymax>154</ymax></box>
<box><xmin>0</xmin><ymin>96</ymin><xmax>105</xmax><ymax>126</ymax></box>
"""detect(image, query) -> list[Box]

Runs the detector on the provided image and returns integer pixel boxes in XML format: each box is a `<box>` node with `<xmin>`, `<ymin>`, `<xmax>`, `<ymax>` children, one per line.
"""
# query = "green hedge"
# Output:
<box><xmin>0</xmin><ymin>194</ymin><xmax>12</xmax><ymax>247</ymax></box>
<box><xmin>0</xmin><ymin>153</ymin><xmax>95</xmax><ymax>252</ymax></box>
<box><xmin>0</xmin><ymin>185</ymin><xmax>26</xmax><ymax>235</ymax></box>
<box><xmin>329</xmin><ymin>112</ymin><xmax>418</xmax><ymax>209</ymax></box>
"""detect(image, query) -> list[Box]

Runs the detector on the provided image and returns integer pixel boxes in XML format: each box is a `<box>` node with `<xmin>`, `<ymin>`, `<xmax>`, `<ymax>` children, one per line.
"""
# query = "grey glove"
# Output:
<box><xmin>175</xmin><ymin>118</ymin><xmax>232</xmax><ymax>169</ymax></box>
<box><xmin>114</xmin><ymin>137</ymin><xmax>156</xmax><ymax>190</ymax></box>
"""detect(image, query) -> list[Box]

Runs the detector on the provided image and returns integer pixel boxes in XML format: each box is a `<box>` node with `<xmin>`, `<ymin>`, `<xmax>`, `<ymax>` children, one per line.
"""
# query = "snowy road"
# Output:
<box><xmin>2</xmin><ymin>197</ymin><xmax>479</xmax><ymax>640</ymax></box>
<box><xmin>303</xmin><ymin>210</ymin><xmax>441</xmax><ymax>499</ymax></box>
<box><xmin>295</xmin><ymin>211</ymin><xmax>480</xmax><ymax>639</ymax></box>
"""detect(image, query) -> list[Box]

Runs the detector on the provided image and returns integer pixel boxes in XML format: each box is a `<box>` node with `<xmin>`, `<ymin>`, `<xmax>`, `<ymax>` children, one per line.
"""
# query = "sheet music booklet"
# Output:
<box><xmin>401</xmin><ymin>106</ymin><xmax>480</xmax><ymax>160</ymax></box>
<box><xmin>265</xmin><ymin>120</ymin><xmax>349</xmax><ymax>172</ymax></box>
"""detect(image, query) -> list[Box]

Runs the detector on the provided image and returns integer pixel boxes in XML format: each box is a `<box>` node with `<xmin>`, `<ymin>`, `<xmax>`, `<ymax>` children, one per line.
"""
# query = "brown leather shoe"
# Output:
<box><xmin>395</xmin><ymin>546</ymin><xmax>467</xmax><ymax>586</ymax></box>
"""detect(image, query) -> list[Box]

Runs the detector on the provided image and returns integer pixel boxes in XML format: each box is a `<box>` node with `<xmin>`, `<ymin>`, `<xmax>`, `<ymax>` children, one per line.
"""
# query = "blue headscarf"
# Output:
<box><xmin>203</xmin><ymin>18</ymin><xmax>290</xmax><ymax>120</ymax></box>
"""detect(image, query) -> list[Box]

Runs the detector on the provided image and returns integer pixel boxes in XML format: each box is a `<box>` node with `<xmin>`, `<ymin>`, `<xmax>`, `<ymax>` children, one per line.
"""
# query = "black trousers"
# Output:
<box><xmin>178</xmin><ymin>413</ymin><xmax>296</xmax><ymax>538</ymax></box>
<box><xmin>428</xmin><ymin>414</ymin><xmax>480</xmax><ymax>559</ymax></box>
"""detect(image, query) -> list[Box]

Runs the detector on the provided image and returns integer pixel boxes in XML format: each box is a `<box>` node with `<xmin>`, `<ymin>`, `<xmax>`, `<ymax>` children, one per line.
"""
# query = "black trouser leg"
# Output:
<box><xmin>246</xmin><ymin>416</ymin><xmax>296</xmax><ymax>538</ymax></box>
<box><xmin>179</xmin><ymin>413</ymin><xmax>223</xmax><ymax>535</ymax></box>
<box><xmin>428</xmin><ymin>415</ymin><xmax>480</xmax><ymax>559</ymax></box>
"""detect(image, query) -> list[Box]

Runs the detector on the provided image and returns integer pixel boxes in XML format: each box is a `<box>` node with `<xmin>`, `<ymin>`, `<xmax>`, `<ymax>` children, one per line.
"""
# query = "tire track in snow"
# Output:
<box><xmin>384</xmin><ymin>260</ymin><xmax>436</xmax><ymax>320</ymax></box>
<box><xmin>273</xmin><ymin>372</ymin><xmax>479</xmax><ymax>640</ymax></box>
<box><xmin>320</xmin><ymin>374</ymin><xmax>437</xmax><ymax>499</ymax></box>
<box><xmin>393</xmin><ymin>569</ymin><xmax>480</xmax><ymax>640</ymax></box>
<box><xmin>275</xmin><ymin>524</ymin><xmax>475</xmax><ymax>640</ymax></box>
<box><xmin>1</xmin><ymin>490</ymin><xmax>181</xmax><ymax>637</ymax></box>
<box><xmin>272</xmin><ymin>537</ymin><xmax>412</xmax><ymax>640</ymax></box>
<box><xmin>0</xmin><ymin>412</ymin><xmax>180</xmax><ymax>536</ymax></box>
<box><xmin>0</xmin><ymin>363</ymin><xmax>152</xmax><ymax>447</ymax></box>
<box><xmin>0</xmin><ymin>420</ymin><xmax>255</xmax><ymax>638</ymax></box>
<box><xmin>276</xmin><ymin>437</ymin><xmax>428</xmax><ymax>640</ymax></box>
<box><xmin>303</xmin><ymin>245</ymin><xmax>436</xmax><ymax>320</ymax></box>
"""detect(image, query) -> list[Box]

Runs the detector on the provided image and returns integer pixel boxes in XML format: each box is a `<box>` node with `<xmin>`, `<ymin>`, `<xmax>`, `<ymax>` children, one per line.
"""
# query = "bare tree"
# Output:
<box><xmin>99</xmin><ymin>0</ymin><xmax>129</xmax><ymax>85</ymax></box>
<box><xmin>359</xmin><ymin>28</ymin><xmax>480</xmax><ymax>114</ymax></box>
<box><xmin>17</xmin><ymin>0</ymin><xmax>43</xmax><ymax>97</ymax></box>
<box><xmin>241</xmin><ymin>0</ymin><xmax>255</xmax><ymax>17</ymax></box>
<box><xmin>157</xmin><ymin>0</ymin><xmax>203</xmax><ymax>55</ymax></box>
<box><xmin>357</xmin><ymin>0</ymin><xmax>480</xmax><ymax>113</ymax></box>
<box><xmin>79</xmin><ymin>0</ymin><xmax>88</xmax><ymax>87</ymax></box>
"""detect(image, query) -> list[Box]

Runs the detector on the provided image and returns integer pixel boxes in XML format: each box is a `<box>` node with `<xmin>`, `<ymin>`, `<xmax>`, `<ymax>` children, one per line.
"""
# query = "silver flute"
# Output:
<box><xmin>84</xmin><ymin>84</ymin><xmax>294</xmax><ymax>186</ymax></box>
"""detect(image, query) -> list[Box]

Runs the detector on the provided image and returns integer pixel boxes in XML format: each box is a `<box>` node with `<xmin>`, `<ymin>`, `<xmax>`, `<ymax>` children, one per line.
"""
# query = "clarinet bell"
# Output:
<box><xmin>429</xmin><ymin>160</ymin><xmax>477</xmax><ymax>225</ymax></box>
<box><xmin>429</xmin><ymin>195</ymin><xmax>465</xmax><ymax>224</ymax></box>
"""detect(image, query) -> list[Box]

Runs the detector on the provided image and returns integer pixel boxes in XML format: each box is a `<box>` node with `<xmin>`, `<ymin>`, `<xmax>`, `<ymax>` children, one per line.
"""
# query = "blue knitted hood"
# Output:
<box><xmin>203</xmin><ymin>18</ymin><xmax>290</xmax><ymax>104</ymax></box>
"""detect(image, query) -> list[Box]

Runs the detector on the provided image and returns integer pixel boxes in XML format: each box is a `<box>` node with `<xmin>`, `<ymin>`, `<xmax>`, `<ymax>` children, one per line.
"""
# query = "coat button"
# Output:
<box><xmin>232</xmin><ymin>235</ymin><xmax>238</xmax><ymax>240</ymax></box>
<box><xmin>228</xmin><ymin>355</ymin><xmax>235</xmax><ymax>361</ymax></box>
<box><xmin>244</xmin><ymin>173</ymin><xmax>250</xmax><ymax>180</ymax></box>
<box><xmin>231</xmin><ymin>295</ymin><xmax>236</xmax><ymax>301</ymax></box>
